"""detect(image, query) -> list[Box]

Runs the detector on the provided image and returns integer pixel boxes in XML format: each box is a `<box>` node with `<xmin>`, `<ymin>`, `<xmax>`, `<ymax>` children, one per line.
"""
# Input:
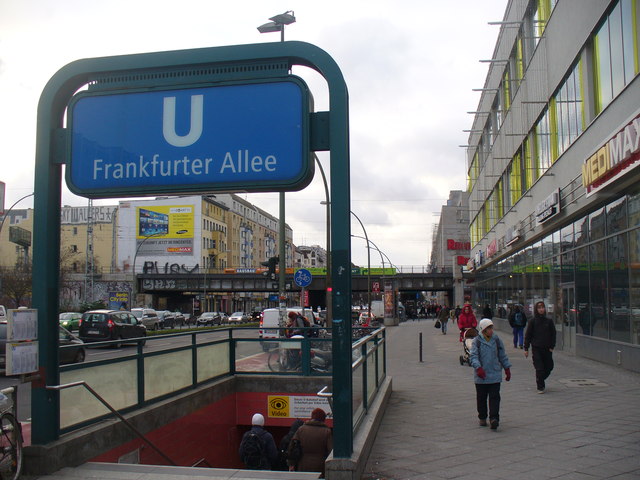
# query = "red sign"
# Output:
<box><xmin>457</xmin><ymin>256</ymin><xmax>469</xmax><ymax>266</ymax></box>
<box><xmin>303</xmin><ymin>290</ymin><xmax>309</xmax><ymax>307</ymax></box>
<box><xmin>372</xmin><ymin>281</ymin><xmax>380</xmax><ymax>293</ymax></box>
<box><xmin>447</xmin><ymin>239</ymin><xmax>471</xmax><ymax>250</ymax></box>
<box><xmin>486</xmin><ymin>239</ymin><xmax>497</xmax><ymax>258</ymax></box>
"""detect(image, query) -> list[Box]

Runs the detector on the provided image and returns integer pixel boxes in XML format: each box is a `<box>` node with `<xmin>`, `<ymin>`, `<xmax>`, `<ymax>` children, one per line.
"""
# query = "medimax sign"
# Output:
<box><xmin>582</xmin><ymin>110</ymin><xmax>640</xmax><ymax>197</ymax></box>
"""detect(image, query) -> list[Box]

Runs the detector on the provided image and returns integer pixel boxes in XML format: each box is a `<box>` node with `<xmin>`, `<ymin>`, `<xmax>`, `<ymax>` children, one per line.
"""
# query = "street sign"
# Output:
<box><xmin>372</xmin><ymin>281</ymin><xmax>380</xmax><ymax>293</ymax></box>
<box><xmin>294</xmin><ymin>268</ymin><xmax>312</xmax><ymax>287</ymax></box>
<box><xmin>67</xmin><ymin>79</ymin><xmax>312</xmax><ymax>198</ymax></box>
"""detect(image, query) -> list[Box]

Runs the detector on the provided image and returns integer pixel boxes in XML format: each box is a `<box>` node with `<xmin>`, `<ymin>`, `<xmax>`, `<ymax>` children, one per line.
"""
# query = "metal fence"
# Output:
<box><xmin>58</xmin><ymin>326</ymin><xmax>386</xmax><ymax>437</ymax></box>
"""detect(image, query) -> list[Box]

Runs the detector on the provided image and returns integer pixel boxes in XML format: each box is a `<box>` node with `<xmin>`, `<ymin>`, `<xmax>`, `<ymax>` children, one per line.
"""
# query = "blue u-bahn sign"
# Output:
<box><xmin>67</xmin><ymin>78</ymin><xmax>312</xmax><ymax>198</ymax></box>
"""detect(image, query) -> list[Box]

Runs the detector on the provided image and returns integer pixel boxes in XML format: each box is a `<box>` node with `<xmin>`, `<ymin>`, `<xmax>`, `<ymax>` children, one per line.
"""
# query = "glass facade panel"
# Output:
<box><xmin>590</xmin><ymin>207</ymin><xmax>606</xmax><ymax>241</ymax></box>
<box><xmin>590</xmin><ymin>241</ymin><xmax>608</xmax><ymax>339</ymax></box>
<box><xmin>575</xmin><ymin>246</ymin><xmax>592</xmax><ymax>335</ymax></box>
<box><xmin>595</xmin><ymin>17</ymin><xmax>613</xmax><ymax>111</ymax></box>
<box><xmin>608</xmin><ymin>234</ymin><xmax>630</xmax><ymax>342</ymax></box>
<box><xmin>561</xmin><ymin>223</ymin><xmax>574</xmax><ymax>251</ymax></box>
<box><xmin>607</xmin><ymin>196</ymin><xmax>627</xmax><ymax>234</ymax></box>
<box><xmin>574</xmin><ymin>215</ymin><xmax>589</xmax><ymax>246</ymax></box>
<box><xmin>629</xmin><ymin>229</ymin><xmax>640</xmax><ymax>344</ymax></box>
<box><xmin>628</xmin><ymin>188</ymin><xmax>640</xmax><ymax>227</ymax></box>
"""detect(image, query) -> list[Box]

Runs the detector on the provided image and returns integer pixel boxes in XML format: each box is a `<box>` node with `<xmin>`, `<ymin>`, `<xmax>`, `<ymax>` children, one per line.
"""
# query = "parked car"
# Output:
<box><xmin>156</xmin><ymin>310</ymin><xmax>176</xmax><ymax>329</ymax></box>
<box><xmin>59</xmin><ymin>312</ymin><xmax>82</xmax><ymax>331</ymax></box>
<box><xmin>196</xmin><ymin>312</ymin><xmax>222</xmax><ymax>326</ymax></box>
<box><xmin>79</xmin><ymin>310</ymin><xmax>147</xmax><ymax>347</ymax></box>
<box><xmin>228</xmin><ymin>311</ymin><xmax>249</xmax><ymax>324</ymax></box>
<box><xmin>173</xmin><ymin>311</ymin><xmax>186</xmax><ymax>327</ymax></box>
<box><xmin>59</xmin><ymin>326</ymin><xmax>86</xmax><ymax>364</ymax></box>
<box><xmin>131</xmin><ymin>308</ymin><xmax>160</xmax><ymax>330</ymax></box>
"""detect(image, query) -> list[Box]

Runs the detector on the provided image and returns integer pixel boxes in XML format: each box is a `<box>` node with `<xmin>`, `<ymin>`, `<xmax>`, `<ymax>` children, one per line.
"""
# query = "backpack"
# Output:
<box><xmin>241</xmin><ymin>432</ymin><xmax>268</xmax><ymax>470</ymax></box>
<box><xmin>514</xmin><ymin>311</ymin><xmax>525</xmax><ymax>327</ymax></box>
<box><xmin>288</xmin><ymin>438</ymin><xmax>303</xmax><ymax>466</ymax></box>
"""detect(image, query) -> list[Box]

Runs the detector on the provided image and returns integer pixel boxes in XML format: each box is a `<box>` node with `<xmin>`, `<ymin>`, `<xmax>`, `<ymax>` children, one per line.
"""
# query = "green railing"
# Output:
<box><xmin>58</xmin><ymin>326</ymin><xmax>386</xmax><ymax>436</ymax></box>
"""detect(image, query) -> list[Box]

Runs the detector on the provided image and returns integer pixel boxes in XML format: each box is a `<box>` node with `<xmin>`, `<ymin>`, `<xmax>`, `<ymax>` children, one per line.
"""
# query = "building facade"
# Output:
<box><xmin>294</xmin><ymin>244</ymin><xmax>328</xmax><ymax>270</ymax></box>
<box><xmin>466</xmin><ymin>0</ymin><xmax>640</xmax><ymax>371</ymax></box>
<box><xmin>429</xmin><ymin>190</ymin><xmax>471</xmax><ymax>306</ymax></box>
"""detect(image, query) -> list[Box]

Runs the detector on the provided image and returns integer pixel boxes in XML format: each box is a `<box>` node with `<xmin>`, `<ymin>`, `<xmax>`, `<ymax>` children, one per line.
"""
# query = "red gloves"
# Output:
<box><xmin>505</xmin><ymin>368</ymin><xmax>511</xmax><ymax>381</ymax></box>
<box><xmin>476</xmin><ymin>367</ymin><xmax>486</xmax><ymax>379</ymax></box>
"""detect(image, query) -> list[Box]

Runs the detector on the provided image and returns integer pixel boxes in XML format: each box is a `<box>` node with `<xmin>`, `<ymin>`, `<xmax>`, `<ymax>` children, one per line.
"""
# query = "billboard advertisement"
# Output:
<box><xmin>135</xmin><ymin>205</ymin><xmax>194</xmax><ymax>256</ymax></box>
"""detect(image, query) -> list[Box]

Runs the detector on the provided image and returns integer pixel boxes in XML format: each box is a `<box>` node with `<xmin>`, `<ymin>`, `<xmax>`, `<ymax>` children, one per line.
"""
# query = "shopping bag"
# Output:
<box><xmin>434</xmin><ymin>320</ymin><xmax>441</xmax><ymax>329</ymax></box>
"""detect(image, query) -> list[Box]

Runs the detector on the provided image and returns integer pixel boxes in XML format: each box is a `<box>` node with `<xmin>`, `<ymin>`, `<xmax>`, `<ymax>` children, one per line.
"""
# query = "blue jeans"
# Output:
<box><xmin>512</xmin><ymin>327</ymin><xmax>524</xmax><ymax>347</ymax></box>
<box><xmin>441</xmin><ymin>320</ymin><xmax>448</xmax><ymax>333</ymax></box>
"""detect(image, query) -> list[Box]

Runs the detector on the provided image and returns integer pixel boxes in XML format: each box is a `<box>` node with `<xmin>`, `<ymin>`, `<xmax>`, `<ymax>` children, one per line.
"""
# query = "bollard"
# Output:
<box><xmin>419</xmin><ymin>332</ymin><xmax>423</xmax><ymax>362</ymax></box>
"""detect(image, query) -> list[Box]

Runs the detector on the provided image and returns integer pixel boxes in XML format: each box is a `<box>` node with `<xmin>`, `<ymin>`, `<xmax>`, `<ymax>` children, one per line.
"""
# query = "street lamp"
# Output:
<box><xmin>131</xmin><ymin>232</ymin><xmax>164</xmax><ymax>308</ymax></box>
<box><xmin>257</xmin><ymin>11</ymin><xmax>296</xmax><ymax>42</ymax></box>
<box><xmin>257</xmin><ymin>10</ymin><xmax>296</xmax><ymax>328</ymax></box>
<box><xmin>350</xmin><ymin>211</ymin><xmax>371</xmax><ymax>317</ymax></box>
<box><xmin>316</xmin><ymin>156</ymin><xmax>332</xmax><ymax>325</ymax></box>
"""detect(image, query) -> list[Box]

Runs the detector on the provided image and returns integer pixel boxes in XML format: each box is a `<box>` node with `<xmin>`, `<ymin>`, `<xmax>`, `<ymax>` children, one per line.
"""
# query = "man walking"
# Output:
<box><xmin>524</xmin><ymin>301</ymin><xmax>556</xmax><ymax>394</ymax></box>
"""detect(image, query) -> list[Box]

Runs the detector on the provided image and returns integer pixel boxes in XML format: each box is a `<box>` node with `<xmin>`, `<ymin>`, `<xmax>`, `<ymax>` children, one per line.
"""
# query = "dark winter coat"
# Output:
<box><xmin>277</xmin><ymin>419</ymin><xmax>303</xmax><ymax>470</ymax></box>
<box><xmin>524</xmin><ymin>314</ymin><xmax>556</xmax><ymax>350</ymax></box>
<box><xmin>238</xmin><ymin>425</ymin><xmax>278</xmax><ymax>470</ymax></box>
<box><xmin>289</xmin><ymin>420</ymin><xmax>332</xmax><ymax>475</ymax></box>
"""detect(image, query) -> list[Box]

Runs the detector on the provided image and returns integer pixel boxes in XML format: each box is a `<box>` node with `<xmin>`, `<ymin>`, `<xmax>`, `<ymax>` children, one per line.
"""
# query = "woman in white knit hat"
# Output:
<box><xmin>469</xmin><ymin>318</ymin><xmax>512</xmax><ymax>430</ymax></box>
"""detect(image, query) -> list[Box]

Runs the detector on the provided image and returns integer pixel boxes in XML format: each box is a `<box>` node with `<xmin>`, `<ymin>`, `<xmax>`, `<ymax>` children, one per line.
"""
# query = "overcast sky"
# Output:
<box><xmin>0</xmin><ymin>0</ymin><xmax>507</xmax><ymax>268</ymax></box>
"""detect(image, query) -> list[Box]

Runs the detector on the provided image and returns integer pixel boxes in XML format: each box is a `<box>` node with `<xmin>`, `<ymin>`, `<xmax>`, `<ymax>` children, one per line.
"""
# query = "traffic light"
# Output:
<box><xmin>261</xmin><ymin>256</ymin><xmax>279</xmax><ymax>280</ymax></box>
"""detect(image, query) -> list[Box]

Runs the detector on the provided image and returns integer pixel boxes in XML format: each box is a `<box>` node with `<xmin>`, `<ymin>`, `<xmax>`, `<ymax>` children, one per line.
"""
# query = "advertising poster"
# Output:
<box><xmin>109</xmin><ymin>291</ymin><xmax>130</xmax><ymax>310</ymax></box>
<box><xmin>136</xmin><ymin>205</ymin><xmax>194</xmax><ymax>256</ymax></box>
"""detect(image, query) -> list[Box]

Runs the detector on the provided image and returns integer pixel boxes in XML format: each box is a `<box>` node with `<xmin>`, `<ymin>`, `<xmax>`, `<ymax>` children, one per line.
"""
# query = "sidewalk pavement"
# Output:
<box><xmin>361</xmin><ymin>318</ymin><xmax>640</xmax><ymax>480</ymax></box>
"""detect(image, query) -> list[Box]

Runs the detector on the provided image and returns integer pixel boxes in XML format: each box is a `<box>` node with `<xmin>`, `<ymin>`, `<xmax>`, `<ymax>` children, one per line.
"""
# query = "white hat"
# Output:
<box><xmin>478</xmin><ymin>318</ymin><xmax>494</xmax><ymax>333</ymax></box>
<box><xmin>251</xmin><ymin>413</ymin><xmax>265</xmax><ymax>426</ymax></box>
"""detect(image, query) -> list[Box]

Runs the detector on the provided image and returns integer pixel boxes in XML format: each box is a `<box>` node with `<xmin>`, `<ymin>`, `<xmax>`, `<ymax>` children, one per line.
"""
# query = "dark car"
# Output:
<box><xmin>196</xmin><ymin>312</ymin><xmax>223</xmax><ymax>326</ymax></box>
<box><xmin>173</xmin><ymin>311</ymin><xmax>186</xmax><ymax>327</ymax></box>
<box><xmin>59</xmin><ymin>326</ymin><xmax>86</xmax><ymax>364</ymax></box>
<box><xmin>79</xmin><ymin>310</ymin><xmax>146</xmax><ymax>347</ymax></box>
<box><xmin>157</xmin><ymin>310</ymin><xmax>176</xmax><ymax>329</ymax></box>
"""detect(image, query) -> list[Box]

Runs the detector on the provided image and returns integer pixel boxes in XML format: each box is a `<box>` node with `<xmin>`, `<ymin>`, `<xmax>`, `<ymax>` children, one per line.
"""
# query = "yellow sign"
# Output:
<box><xmin>268</xmin><ymin>396</ymin><xmax>290</xmax><ymax>418</ymax></box>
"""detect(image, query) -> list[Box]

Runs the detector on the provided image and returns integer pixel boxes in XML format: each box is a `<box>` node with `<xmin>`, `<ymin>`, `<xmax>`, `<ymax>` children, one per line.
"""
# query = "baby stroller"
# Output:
<box><xmin>459</xmin><ymin>327</ymin><xmax>478</xmax><ymax>366</ymax></box>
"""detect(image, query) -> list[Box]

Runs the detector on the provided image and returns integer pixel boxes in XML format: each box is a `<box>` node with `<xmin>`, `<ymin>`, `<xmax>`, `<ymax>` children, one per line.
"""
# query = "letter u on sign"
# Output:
<box><xmin>163</xmin><ymin>95</ymin><xmax>204</xmax><ymax>147</ymax></box>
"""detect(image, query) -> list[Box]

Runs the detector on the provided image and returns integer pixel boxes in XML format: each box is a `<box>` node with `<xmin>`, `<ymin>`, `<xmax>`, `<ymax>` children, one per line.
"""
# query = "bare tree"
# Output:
<box><xmin>0</xmin><ymin>264</ymin><xmax>32</xmax><ymax>307</ymax></box>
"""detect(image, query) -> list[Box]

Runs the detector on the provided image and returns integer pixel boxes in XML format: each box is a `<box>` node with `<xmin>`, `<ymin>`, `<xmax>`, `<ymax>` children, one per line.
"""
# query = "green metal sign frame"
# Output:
<box><xmin>32</xmin><ymin>41</ymin><xmax>353</xmax><ymax>457</ymax></box>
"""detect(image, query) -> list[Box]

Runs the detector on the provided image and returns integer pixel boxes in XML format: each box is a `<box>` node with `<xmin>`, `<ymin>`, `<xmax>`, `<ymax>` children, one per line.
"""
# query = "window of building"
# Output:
<box><xmin>554</xmin><ymin>60</ymin><xmax>584</xmax><ymax>157</ymax></box>
<box><xmin>509</xmin><ymin>152</ymin><xmax>523</xmax><ymax>206</ymax></box>
<box><xmin>594</xmin><ymin>0</ymin><xmax>638</xmax><ymax>114</ymax></box>
<box><xmin>534</xmin><ymin>108</ymin><xmax>552</xmax><ymax>172</ymax></box>
<box><xmin>73</xmin><ymin>227</ymin><xmax>78</xmax><ymax>235</ymax></box>
<box><xmin>607</xmin><ymin>196</ymin><xmax>627</xmax><ymax>234</ymax></box>
<box><xmin>590</xmin><ymin>207</ymin><xmax>606</xmax><ymax>241</ymax></box>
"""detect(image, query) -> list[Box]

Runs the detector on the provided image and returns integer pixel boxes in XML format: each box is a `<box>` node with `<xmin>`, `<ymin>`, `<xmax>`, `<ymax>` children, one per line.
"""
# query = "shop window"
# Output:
<box><xmin>608</xmin><ymin>233</ymin><xmax>630</xmax><ymax>343</ymax></box>
<box><xmin>561</xmin><ymin>223</ymin><xmax>574</xmax><ymax>251</ymax></box>
<box><xmin>574</xmin><ymin>246</ymin><xmax>591</xmax><ymax>332</ymax></box>
<box><xmin>589</xmin><ymin>207</ymin><xmax>606</xmax><ymax>241</ymax></box>
<box><xmin>606</xmin><ymin>196</ymin><xmax>627</xmax><ymax>234</ymax></box>
<box><xmin>590</xmin><ymin>241</ymin><xmax>608</xmax><ymax>339</ymax></box>
<box><xmin>627</xmin><ymin>189</ymin><xmax>640</xmax><ymax>227</ymax></box>
<box><xmin>628</xmin><ymin>228</ymin><xmax>640</xmax><ymax>345</ymax></box>
<box><xmin>574</xmin><ymin>215</ymin><xmax>589</xmax><ymax>247</ymax></box>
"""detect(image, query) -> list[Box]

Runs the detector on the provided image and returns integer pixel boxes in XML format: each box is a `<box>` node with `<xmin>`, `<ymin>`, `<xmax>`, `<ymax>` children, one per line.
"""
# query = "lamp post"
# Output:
<box><xmin>258</xmin><ymin>10</ymin><xmax>296</xmax><ymax>328</ymax></box>
<box><xmin>131</xmin><ymin>232</ymin><xmax>163</xmax><ymax>308</ymax></box>
<box><xmin>316</xmin><ymin>156</ymin><xmax>332</xmax><ymax>325</ymax></box>
<box><xmin>350</xmin><ymin>211</ymin><xmax>371</xmax><ymax>317</ymax></box>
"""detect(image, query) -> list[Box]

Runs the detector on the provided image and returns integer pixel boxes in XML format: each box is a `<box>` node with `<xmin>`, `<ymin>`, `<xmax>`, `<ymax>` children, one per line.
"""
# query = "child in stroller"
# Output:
<box><xmin>459</xmin><ymin>327</ymin><xmax>479</xmax><ymax>366</ymax></box>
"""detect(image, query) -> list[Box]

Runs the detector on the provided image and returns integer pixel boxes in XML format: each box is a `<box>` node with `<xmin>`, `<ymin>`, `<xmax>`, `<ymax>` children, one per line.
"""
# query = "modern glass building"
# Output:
<box><xmin>465</xmin><ymin>0</ymin><xmax>640</xmax><ymax>371</ymax></box>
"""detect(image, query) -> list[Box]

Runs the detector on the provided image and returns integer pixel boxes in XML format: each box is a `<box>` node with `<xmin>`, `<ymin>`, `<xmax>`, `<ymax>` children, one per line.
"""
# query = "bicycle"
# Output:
<box><xmin>0</xmin><ymin>388</ymin><xmax>22</xmax><ymax>480</ymax></box>
<box><xmin>268</xmin><ymin>345</ymin><xmax>301</xmax><ymax>372</ymax></box>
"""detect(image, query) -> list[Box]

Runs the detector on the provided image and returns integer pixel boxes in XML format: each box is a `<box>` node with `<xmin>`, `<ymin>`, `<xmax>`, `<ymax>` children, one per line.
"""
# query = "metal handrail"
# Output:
<box><xmin>317</xmin><ymin>385</ymin><xmax>333</xmax><ymax>412</ymax></box>
<box><xmin>46</xmin><ymin>381</ymin><xmax>177</xmax><ymax>466</ymax></box>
